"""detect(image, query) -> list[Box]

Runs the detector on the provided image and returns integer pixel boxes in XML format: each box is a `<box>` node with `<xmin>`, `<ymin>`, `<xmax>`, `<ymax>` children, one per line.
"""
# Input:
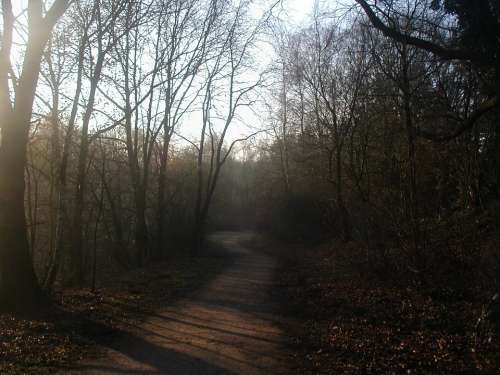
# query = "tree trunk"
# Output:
<box><xmin>44</xmin><ymin>52</ymin><xmax>84</xmax><ymax>289</ymax></box>
<box><xmin>124</xmin><ymin>108</ymin><xmax>149</xmax><ymax>266</ymax></box>
<box><xmin>157</xmin><ymin>134</ymin><xmax>170</xmax><ymax>259</ymax></box>
<box><xmin>336</xmin><ymin>146</ymin><xmax>351</xmax><ymax>241</ymax></box>
<box><xmin>0</xmin><ymin>0</ymin><xmax>68</xmax><ymax>309</ymax></box>
<box><xmin>401</xmin><ymin>44</ymin><xmax>421</xmax><ymax>256</ymax></box>
<box><xmin>134</xmin><ymin>186</ymin><xmax>148</xmax><ymax>266</ymax></box>
<box><xmin>67</xmin><ymin>51</ymin><xmax>105</xmax><ymax>285</ymax></box>
<box><xmin>102</xmin><ymin>171</ymin><xmax>131</xmax><ymax>269</ymax></box>
<box><xmin>0</xmin><ymin>114</ymin><xmax>43</xmax><ymax>311</ymax></box>
<box><xmin>0</xmin><ymin>34</ymin><xmax>49</xmax><ymax>310</ymax></box>
<box><xmin>193</xmin><ymin>116</ymin><xmax>207</xmax><ymax>254</ymax></box>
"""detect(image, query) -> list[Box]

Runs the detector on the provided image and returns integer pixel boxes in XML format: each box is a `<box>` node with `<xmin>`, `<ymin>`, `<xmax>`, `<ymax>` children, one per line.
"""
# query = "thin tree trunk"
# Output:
<box><xmin>44</xmin><ymin>41</ymin><xmax>85</xmax><ymax>288</ymax></box>
<box><xmin>401</xmin><ymin>43</ymin><xmax>420</xmax><ymax>255</ymax></box>
<box><xmin>68</xmin><ymin>53</ymin><xmax>105</xmax><ymax>285</ymax></box>
<box><xmin>157</xmin><ymin>131</ymin><xmax>172</xmax><ymax>258</ymax></box>
<box><xmin>281</xmin><ymin>62</ymin><xmax>290</xmax><ymax>193</ymax></box>
<box><xmin>92</xmin><ymin>162</ymin><xmax>105</xmax><ymax>292</ymax></box>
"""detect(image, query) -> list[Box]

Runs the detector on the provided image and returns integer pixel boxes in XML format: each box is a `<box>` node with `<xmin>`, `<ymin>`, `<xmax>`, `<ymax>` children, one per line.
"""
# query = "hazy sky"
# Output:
<box><xmin>11</xmin><ymin>0</ymin><xmax>321</xmax><ymax>147</ymax></box>
<box><xmin>204</xmin><ymin>0</ymin><xmax>317</xmax><ymax>145</ymax></box>
<box><xmin>283</xmin><ymin>0</ymin><xmax>316</xmax><ymax>26</ymax></box>
<box><xmin>177</xmin><ymin>0</ymin><xmax>319</xmax><ymax>146</ymax></box>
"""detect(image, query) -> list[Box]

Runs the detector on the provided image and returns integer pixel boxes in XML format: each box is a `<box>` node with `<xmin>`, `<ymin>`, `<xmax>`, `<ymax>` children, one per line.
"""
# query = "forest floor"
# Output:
<box><xmin>62</xmin><ymin>231</ymin><xmax>291</xmax><ymax>375</ymax></box>
<box><xmin>5</xmin><ymin>231</ymin><xmax>498</xmax><ymax>374</ymax></box>
<box><xmin>273</xmin><ymin>238</ymin><xmax>500</xmax><ymax>374</ymax></box>
<box><xmin>0</xmin><ymin>239</ymin><xmax>228</xmax><ymax>374</ymax></box>
<box><xmin>1</xmin><ymin>231</ymin><xmax>292</xmax><ymax>375</ymax></box>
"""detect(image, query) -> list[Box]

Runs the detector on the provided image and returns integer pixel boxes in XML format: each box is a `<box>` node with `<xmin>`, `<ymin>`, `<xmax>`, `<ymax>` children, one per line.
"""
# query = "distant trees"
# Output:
<box><xmin>7</xmin><ymin>0</ymin><xmax>497</xmax><ymax>311</ymax></box>
<box><xmin>154</xmin><ymin>0</ymin><xmax>218</xmax><ymax>257</ymax></box>
<box><xmin>0</xmin><ymin>0</ymin><xmax>268</xmax><ymax>310</ymax></box>
<box><xmin>192</xmin><ymin>0</ymin><xmax>266</xmax><ymax>250</ymax></box>
<box><xmin>244</xmin><ymin>0</ymin><xmax>499</xmax><ymax>266</ymax></box>
<box><xmin>352</xmin><ymin>0</ymin><xmax>500</xmax><ymax>258</ymax></box>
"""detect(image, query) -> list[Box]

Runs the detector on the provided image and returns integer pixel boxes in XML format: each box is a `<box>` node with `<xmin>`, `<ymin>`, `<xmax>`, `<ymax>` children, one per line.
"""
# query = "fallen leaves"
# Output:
<box><xmin>0</xmin><ymin>254</ymin><xmax>227</xmax><ymax>374</ymax></box>
<box><xmin>278</xmin><ymin>244</ymin><xmax>500</xmax><ymax>374</ymax></box>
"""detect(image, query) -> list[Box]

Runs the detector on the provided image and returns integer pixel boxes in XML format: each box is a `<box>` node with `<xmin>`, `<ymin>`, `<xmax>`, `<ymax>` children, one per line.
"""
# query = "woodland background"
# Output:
<box><xmin>1</xmin><ymin>0</ymin><xmax>500</xmax><ymax>372</ymax></box>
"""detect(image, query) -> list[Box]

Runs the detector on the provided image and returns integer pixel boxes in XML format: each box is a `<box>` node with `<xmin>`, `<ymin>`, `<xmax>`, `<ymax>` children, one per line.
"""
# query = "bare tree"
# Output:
<box><xmin>155</xmin><ymin>0</ymin><xmax>220</xmax><ymax>257</ymax></box>
<box><xmin>68</xmin><ymin>0</ymin><xmax>130</xmax><ymax>284</ymax></box>
<box><xmin>192</xmin><ymin>0</ymin><xmax>267</xmax><ymax>250</ymax></box>
<box><xmin>40</xmin><ymin>5</ymin><xmax>97</xmax><ymax>289</ymax></box>
<box><xmin>0</xmin><ymin>0</ymin><xmax>71</xmax><ymax>310</ymax></box>
<box><xmin>354</xmin><ymin>0</ymin><xmax>499</xmax><ymax>139</ymax></box>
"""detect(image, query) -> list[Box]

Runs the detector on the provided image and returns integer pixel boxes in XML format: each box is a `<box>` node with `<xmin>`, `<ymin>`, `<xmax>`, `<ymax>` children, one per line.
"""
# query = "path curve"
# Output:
<box><xmin>66</xmin><ymin>231</ymin><xmax>290</xmax><ymax>375</ymax></box>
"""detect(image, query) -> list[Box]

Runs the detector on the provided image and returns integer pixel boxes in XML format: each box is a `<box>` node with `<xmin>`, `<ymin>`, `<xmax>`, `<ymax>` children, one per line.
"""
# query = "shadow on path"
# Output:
<box><xmin>64</xmin><ymin>232</ymin><xmax>290</xmax><ymax>375</ymax></box>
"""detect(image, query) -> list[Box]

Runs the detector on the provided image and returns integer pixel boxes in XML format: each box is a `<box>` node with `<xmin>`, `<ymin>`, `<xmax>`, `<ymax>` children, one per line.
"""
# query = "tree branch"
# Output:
<box><xmin>354</xmin><ymin>0</ymin><xmax>472</xmax><ymax>61</ymax></box>
<box><xmin>417</xmin><ymin>97</ymin><xmax>499</xmax><ymax>141</ymax></box>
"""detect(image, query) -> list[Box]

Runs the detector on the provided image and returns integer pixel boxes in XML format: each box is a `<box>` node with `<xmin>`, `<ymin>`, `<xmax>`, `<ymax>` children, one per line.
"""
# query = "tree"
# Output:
<box><xmin>68</xmin><ymin>0</ymin><xmax>130</xmax><ymax>284</ymax></box>
<box><xmin>354</xmin><ymin>0</ymin><xmax>499</xmax><ymax>138</ymax></box>
<box><xmin>43</xmin><ymin>1</ymin><xmax>99</xmax><ymax>289</ymax></box>
<box><xmin>191</xmin><ymin>0</ymin><xmax>268</xmax><ymax>251</ymax></box>
<box><xmin>155</xmin><ymin>0</ymin><xmax>219</xmax><ymax>257</ymax></box>
<box><xmin>0</xmin><ymin>0</ymin><xmax>71</xmax><ymax>311</ymax></box>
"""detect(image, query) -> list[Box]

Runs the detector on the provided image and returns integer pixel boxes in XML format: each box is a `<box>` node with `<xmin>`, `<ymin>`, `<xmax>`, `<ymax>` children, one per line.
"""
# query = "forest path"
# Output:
<box><xmin>66</xmin><ymin>231</ymin><xmax>291</xmax><ymax>375</ymax></box>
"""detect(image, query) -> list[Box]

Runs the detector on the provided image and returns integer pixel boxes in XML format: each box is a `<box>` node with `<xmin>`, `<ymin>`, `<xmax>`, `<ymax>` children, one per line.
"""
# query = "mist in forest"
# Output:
<box><xmin>1</xmin><ymin>0</ymin><xmax>500</xmax><ymax>374</ymax></box>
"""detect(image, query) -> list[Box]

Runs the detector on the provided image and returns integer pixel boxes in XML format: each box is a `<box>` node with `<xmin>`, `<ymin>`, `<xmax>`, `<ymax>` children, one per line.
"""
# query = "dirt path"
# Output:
<box><xmin>65</xmin><ymin>232</ymin><xmax>290</xmax><ymax>375</ymax></box>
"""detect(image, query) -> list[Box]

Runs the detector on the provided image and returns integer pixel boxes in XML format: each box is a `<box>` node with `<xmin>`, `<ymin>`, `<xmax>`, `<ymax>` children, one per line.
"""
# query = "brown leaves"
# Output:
<box><xmin>0</xmin><ymin>255</ymin><xmax>226</xmax><ymax>374</ymax></box>
<box><xmin>0</xmin><ymin>314</ymin><xmax>77</xmax><ymax>375</ymax></box>
<box><xmin>279</xmin><ymin>244</ymin><xmax>500</xmax><ymax>374</ymax></box>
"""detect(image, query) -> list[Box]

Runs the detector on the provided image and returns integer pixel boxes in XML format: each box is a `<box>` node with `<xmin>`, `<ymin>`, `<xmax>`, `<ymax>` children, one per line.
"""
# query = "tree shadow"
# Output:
<box><xmin>64</xmin><ymin>327</ymin><xmax>237</xmax><ymax>374</ymax></box>
<box><xmin>62</xmin><ymin>232</ymin><xmax>290</xmax><ymax>374</ymax></box>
